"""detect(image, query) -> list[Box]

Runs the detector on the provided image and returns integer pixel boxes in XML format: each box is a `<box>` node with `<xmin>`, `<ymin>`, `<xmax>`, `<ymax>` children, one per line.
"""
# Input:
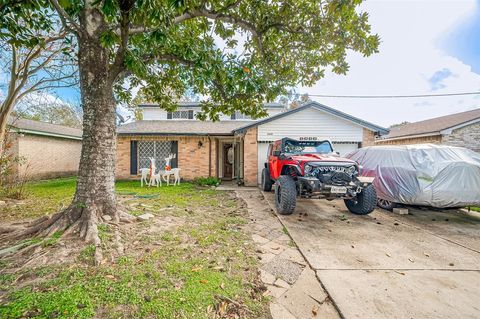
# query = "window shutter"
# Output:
<box><xmin>167</xmin><ymin>112</ymin><xmax>172</xmax><ymax>119</ymax></box>
<box><xmin>188</xmin><ymin>110</ymin><xmax>194</xmax><ymax>119</ymax></box>
<box><xmin>170</xmin><ymin>141</ymin><xmax>178</xmax><ymax>168</ymax></box>
<box><xmin>130</xmin><ymin>141</ymin><xmax>138</xmax><ymax>175</ymax></box>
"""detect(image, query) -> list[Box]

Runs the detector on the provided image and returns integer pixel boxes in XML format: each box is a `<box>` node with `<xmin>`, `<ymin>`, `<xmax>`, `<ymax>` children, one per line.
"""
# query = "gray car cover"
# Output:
<box><xmin>346</xmin><ymin>144</ymin><xmax>480</xmax><ymax>208</ymax></box>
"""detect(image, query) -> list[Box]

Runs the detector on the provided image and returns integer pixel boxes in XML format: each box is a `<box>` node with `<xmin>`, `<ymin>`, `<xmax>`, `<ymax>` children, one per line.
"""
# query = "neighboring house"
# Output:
<box><xmin>116</xmin><ymin>101</ymin><xmax>388</xmax><ymax>186</ymax></box>
<box><xmin>6</xmin><ymin>118</ymin><xmax>82</xmax><ymax>180</ymax></box>
<box><xmin>376</xmin><ymin>108</ymin><xmax>480</xmax><ymax>152</ymax></box>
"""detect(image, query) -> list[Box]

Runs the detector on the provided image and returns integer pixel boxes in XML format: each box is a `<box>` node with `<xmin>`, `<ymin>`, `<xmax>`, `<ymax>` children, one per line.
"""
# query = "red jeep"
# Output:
<box><xmin>261</xmin><ymin>138</ymin><xmax>376</xmax><ymax>215</ymax></box>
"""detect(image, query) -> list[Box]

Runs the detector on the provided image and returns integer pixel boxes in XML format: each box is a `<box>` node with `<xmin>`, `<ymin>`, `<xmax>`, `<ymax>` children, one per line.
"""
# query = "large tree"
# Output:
<box><xmin>1</xmin><ymin>0</ymin><xmax>378</xmax><ymax>263</ymax></box>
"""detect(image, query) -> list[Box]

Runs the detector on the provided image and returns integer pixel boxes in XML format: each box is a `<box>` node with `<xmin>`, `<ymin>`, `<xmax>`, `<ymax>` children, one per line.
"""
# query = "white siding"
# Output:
<box><xmin>257</xmin><ymin>107</ymin><xmax>363</xmax><ymax>142</ymax></box>
<box><xmin>142</xmin><ymin>106</ymin><xmax>287</xmax><ymax>121</ymax></box>
<box><xmin>218</xmin><ymin>114</ymin><xmax>232</xmax><ymax>121</ymax></box>
<box><xmin>142</xmin><ymin>107</ymin><xmax>168</xmax><ymax>120</ymax></box>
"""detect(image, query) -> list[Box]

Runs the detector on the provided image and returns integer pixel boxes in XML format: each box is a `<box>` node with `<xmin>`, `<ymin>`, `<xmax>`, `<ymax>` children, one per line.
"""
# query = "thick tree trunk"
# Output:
<box><xmin>0</xmin><ymin>8</ymin><xmax>135</xmax><ymax>265</ymax></box>
<box><xmin>61</xmin><ymin>35</ymin><xmax>119</xmax><ymax>243</ymax></box>
<box><xmin>0</xmin><ymin>28</ymin><xmax>127</xmax><ymax>265</ymax></box>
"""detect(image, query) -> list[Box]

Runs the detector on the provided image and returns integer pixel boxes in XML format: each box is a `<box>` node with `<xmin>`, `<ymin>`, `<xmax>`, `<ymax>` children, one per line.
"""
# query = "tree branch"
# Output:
<box><xmin>172</xmin><ymin>7</ymin><xmax>264</xmax><ymax>52</ymax></box>
<box><xmin>17</xmin><ymin>73</ymin><xmax>78</xmax><ymax>100</ymax></box>
<box><xmin>109</xmin><ymin>0</ymin><xmax>136</xmax><ymax>82</ymax></box>
<box><xmin>48</xmin><ymin>0</ymin><xmax>81</xmax><ymax>34</ymax></box>
<box><xmin>27</xmin><ymin>47</ymin><xmax>63</xmax><ymax>76</ymax></box>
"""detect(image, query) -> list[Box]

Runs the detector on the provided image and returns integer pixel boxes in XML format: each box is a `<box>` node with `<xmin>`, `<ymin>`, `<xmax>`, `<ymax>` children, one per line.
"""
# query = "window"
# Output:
<box><xmin>137</xmin><ymin>141</ymin><xmax>178</xmax><ymax>172</ymax></box>
<box><xmin>167</xmin><ymin>109</ymin><xmax>194</xmax><ymax>119</ymax></box>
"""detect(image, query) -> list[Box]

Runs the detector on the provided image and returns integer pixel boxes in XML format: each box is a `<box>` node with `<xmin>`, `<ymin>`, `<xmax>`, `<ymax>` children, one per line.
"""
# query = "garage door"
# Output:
<box><xmin>257</xmin><ymin>143</ymin><xmax>270</xmax><ymax>184</ymax></box>
<box><xmin>332</xmin><ymin>142</ymin><xmax>359</xmax><ymax>156</ymax></box>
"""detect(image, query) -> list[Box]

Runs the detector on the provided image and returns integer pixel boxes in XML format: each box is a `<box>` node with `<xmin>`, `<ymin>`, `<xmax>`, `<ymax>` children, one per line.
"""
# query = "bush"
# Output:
<box><xmin>193</xmin><ymin>177</ymin><xmax>221</xmax><ymax>187</ymax></box>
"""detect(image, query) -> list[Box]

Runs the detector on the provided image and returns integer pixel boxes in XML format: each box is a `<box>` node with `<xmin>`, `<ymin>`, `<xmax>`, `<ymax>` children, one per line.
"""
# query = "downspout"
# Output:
<box><xmin>208</xmin><ymin>135</ymin><xmax>212</xmax><ymax>177</ymax></box>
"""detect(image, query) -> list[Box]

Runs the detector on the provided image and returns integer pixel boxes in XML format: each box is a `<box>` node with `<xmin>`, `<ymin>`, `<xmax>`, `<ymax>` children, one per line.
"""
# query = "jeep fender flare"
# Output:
<box><xmin>281</xmin><ymin>165</ymin><xmax>302</xmax><ymax>176</ymax></box>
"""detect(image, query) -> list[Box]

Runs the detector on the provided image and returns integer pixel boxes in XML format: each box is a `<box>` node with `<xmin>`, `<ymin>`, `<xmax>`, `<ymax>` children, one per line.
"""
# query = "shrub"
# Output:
<box><xmin>193</xmin><ymin>176</ymin><xmax>221</xmax><ymax>187</ymax></box>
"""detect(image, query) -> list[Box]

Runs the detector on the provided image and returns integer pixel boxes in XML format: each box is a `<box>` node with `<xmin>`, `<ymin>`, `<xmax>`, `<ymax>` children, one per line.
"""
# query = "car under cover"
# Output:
<box><xmin>346</xmin><ymin>144</ymin><xmax>480</xmax><ymax>208</ymax></box>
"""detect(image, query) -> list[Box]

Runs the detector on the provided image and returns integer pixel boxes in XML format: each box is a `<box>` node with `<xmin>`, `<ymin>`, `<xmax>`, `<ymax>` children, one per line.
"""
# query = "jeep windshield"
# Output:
<box><xmin>283</xmin><ymin>140</ymin><xmax>333</xmax><ymax>155</ymax></box>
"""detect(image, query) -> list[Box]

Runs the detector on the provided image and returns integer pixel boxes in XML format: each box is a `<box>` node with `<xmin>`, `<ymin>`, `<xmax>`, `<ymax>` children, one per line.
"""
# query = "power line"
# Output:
<box><xmin>289</xmin><ymin>91</ymin><xmax>480</xmax><ymax>99</ymax></box>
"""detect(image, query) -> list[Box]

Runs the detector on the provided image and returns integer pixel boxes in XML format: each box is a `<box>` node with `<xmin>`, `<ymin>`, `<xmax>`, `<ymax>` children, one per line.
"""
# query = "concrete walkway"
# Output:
<box><xmin>262</xmin><ymin>192</ymin><xmax>480</xmax><ymax>319</ymax></box>
<box><xmin>236</xmin><ymin>190</ymin><xmax>340</xmax><ymax>319</ymax></box>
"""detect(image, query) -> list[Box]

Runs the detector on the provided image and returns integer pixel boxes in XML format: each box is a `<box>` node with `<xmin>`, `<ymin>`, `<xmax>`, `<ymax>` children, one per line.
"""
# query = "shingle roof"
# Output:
<box><xmin>233</xmin><ymin>101</ymin><xmax>389</xmax><ymax>135</ymax></box>
<box><xmin>8</xmin><ymin>117</ymin><xmax>82</xmax><ymax>139</ymax></box>
<box><xmin>117</xmin><ymin>120</ymin><xmax>254</xmax><ymax>136</ymax></box>
<box><xmin>385</xmin><ymin>108</ymin><xmax>480</xmax><ymax>139</ymax></box>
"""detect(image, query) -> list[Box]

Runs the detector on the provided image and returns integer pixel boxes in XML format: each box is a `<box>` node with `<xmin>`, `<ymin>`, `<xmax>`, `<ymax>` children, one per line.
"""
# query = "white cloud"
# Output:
<box><xmin>300</xmin><ymin>0</ymin><xmax>480</xmax><ymax>127</ymax></box>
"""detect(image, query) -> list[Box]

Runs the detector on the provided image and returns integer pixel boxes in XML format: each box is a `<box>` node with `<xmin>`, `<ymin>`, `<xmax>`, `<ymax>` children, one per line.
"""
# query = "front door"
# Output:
<box><xmin>223</xmin><ymin>144</ymin><xmax>233</xmax><ymax>179</ymax></box>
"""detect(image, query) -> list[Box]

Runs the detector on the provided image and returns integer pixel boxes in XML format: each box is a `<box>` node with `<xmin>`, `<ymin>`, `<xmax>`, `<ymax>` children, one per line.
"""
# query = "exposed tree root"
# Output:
<box><xmin>0</xmin><ymin>202</ymin><xmax>135</xmax><ymax>266</ymax></box>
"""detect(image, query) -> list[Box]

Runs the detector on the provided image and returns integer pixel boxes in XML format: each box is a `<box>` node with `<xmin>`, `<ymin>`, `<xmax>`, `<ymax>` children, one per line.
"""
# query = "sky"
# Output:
<box><xmin>300</xmin><ymin>0</ymin><xmax>480</xmax><ymax>127</ymax></box>
<box><xmin>2</xmin><ymin>1</ymin><xmax>479</xmax><ymax>128</ymax></box>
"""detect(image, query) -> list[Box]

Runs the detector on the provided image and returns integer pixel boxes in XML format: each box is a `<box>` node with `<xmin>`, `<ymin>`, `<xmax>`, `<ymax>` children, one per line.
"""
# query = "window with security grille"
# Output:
<box><xmin>137</xmin><ymin>141</ymin><xmax>177</xmax><ymax>172</ymax></box>
<box><xmin>167</xmin><ymin>110</ymin><xmax>194</xmax><ymax>119</ymax></box>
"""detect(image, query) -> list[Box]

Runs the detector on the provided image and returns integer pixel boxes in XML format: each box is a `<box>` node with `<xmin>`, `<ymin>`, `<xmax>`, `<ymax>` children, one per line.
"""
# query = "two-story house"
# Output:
<box><xmin>116</xmin><ymin>101</ymin><xmax>388</xmax><ymax>186</ymax></box>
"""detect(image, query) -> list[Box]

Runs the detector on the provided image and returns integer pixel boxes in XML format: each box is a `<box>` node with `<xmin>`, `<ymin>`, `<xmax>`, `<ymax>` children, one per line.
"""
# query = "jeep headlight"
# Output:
<box><xmin>304</xmin><ymin>164</ymin><xmax>313</xmax><ymax>176</ymax></box>
<box><xmin>346</xmin><ymin>165</ymin><xmax>357</xmax><ymax>176</ymax></box>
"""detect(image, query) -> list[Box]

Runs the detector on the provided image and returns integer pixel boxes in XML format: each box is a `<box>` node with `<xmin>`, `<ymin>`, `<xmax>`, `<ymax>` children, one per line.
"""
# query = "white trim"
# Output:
<box><xmin>378</xmin><ymin>132</ymin><xmax>440</xmax><ymax>142</ymax></box>
<box><xmin>13</xmin><ymin>128</ymin><xmax>82</xmax><ymax>140</ymax></box>
<box><xmin>440</xmin><ymin>118</ymin><xmax>480</xmax><ymax>135</ymax></box>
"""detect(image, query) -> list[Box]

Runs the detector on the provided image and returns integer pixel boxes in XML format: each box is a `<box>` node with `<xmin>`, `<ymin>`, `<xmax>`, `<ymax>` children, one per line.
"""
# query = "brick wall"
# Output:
<box><xmin>17</xmin><ymin>134</ymin><xmax>81</xmax><ymax>180</ymax></box>
<box><xmin>375</xmin><ymin>135</ymin><xmax>442</xmax><ymax>146</ymax></box>
<box><xmin>3</xmin><ymin>132</ymin><xmax>20</xmax><ymax>182</ymax></box>
<box><xmin>116</xmin><ymin>135</ymin><xmax>217</xmax><ymax>180</ymax></box>
<box><xmin>243</xmin><ymin>127</ymin><xmax>258</xmax><ymax>186</ymax></box>
<box><xmin>362</xmin><ymin>129</ymin><xmax>376</xmax><ymax>147</ymax></box>
<box><xmin>442</xmin><ymin>122</ymin><xmax>480</xmax><ymax>152</ymax></box>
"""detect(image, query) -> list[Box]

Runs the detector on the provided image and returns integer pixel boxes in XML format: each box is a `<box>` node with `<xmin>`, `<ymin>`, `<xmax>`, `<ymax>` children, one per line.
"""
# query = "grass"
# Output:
<box><xmin>468</xmin><ymin>206</ymin><xmax>480</xmax><ymax>212</ymax></box>
<box><xmin>0</xmin><ymin>178</ymin><xmax>268</xmax><ymax>318</ymax></box>
<box><xmin>0</xmin><ymin>178</ymin><xmax>218</xmax><ymax>221</ymax></box>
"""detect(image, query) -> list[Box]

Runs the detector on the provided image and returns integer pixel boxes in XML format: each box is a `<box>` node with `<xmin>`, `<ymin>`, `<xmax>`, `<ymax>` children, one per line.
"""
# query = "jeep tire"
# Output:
<box><xmin>275</xmin><ymin>175</ymin><xmax>297</xmax><ymax>215</ymax></box>
<box><xmin>344</xmin><ymin>184</ymin><xmax>377</xmax><ymax>215</ymax></box>
<box><xmin>261</xmin><ymin>168</ymin><xmax>274</xmax><ymax>192</ymax></box>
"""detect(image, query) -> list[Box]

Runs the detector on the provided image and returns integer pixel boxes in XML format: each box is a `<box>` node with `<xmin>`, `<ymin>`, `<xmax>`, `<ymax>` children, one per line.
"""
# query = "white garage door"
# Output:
<box><xmin>257</xmin><ymin>143</ymin><xmax>270</xmax><ymax>184</ymax></box>
<box><xmin>332</xmin><ymin>143</ymin><xmax>359</xmax><ymax>156</ymax></box>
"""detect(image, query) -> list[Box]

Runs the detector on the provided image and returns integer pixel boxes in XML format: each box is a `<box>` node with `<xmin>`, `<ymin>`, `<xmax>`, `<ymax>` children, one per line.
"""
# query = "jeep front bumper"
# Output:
<box><xmin>297</xmin><ymin>176</ymin><xmax>362</xmax><ymax>197</ymax></box>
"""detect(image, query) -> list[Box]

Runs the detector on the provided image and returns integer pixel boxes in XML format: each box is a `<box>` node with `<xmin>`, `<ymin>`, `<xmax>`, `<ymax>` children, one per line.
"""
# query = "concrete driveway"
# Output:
<box><xmin>262</xmin><ymin>192</ymin><xmax>480</xmax><ymax>319</ymax></box>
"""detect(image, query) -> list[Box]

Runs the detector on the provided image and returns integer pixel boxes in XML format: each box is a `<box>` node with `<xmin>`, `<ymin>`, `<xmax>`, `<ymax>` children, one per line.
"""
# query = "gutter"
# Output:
<box><xmin>13</xmin><ymin>128</ymin><xmax>82</xmax><ymax>140</ymax></box>
<box><xmin>117</xmin><ymin>132</ymin><xmax>234</xmax><ymax>137</ymax></box>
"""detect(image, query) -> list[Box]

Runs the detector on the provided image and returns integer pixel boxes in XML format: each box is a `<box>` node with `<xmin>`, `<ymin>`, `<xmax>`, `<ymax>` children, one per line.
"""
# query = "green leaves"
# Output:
<box><xmin>58</xmin><ymin>0</ymin><xmax>71</xmax><ymax>9</ymax></box>
<box><xmin>3</xmin><ymin>0</ymin><xmax>379</xmax><ymax>119</ymax></box>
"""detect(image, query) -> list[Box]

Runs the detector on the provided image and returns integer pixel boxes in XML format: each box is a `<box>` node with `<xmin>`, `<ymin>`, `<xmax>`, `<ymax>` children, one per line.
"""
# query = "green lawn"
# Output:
<box><xmin>0</xmin><ymin>178</ymin><xmax>219</xmax><ymax>221</ymax></box>
<box><xmin>0</xmin><ymin>178</ymin><xmax>268</xmax><ymax>318</ymax></box>
<box><xmin>469</xmin><ymin>206</ymin><xmax>480</xmax><ymax>212</ymax></box>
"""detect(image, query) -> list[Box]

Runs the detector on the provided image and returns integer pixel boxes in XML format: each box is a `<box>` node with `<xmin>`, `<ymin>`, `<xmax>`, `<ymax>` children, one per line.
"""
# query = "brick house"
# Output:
<box><xmin>6</xmin><ymin>118</ymin><xmax>82</xmax><ymax>180</ymax></box>
<box><xmin>116</xmin><ymin>101</ymin><xmax>388</xmax><ymax>186</ymax></box>
<box><xmin>376</xmin><ymin>108</ymin><xmax>480</xmax><ymax>152</ymax></box>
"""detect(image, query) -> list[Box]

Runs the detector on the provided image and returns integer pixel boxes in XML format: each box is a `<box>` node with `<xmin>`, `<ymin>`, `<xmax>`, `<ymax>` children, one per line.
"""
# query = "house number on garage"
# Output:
<box><xmin>299</xmin><ymin>137</ymin><xmax>318</xmax><ymax>141</ymax></box>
